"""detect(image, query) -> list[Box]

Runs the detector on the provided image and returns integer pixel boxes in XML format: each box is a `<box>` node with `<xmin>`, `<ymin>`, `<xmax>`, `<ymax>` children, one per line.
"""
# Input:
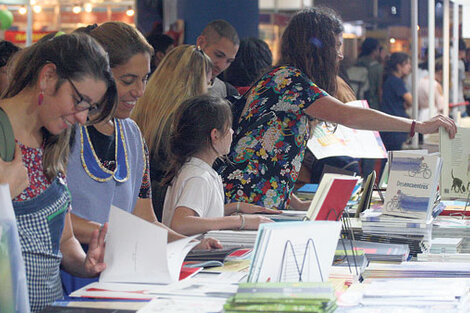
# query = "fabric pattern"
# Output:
<box><xmin>13</xmin><ymin>177</ymin><xmax>70</xmax><ymax>312</ymax></box>
<box><xmin>219</xmin><ymin>66</ymin><xmax>328</xmax><ymax>210</ymax></box>
<box><xmin>13</xmin><ymin>142</ymin><xmax>50</xmax><ymax>201</ymax></box>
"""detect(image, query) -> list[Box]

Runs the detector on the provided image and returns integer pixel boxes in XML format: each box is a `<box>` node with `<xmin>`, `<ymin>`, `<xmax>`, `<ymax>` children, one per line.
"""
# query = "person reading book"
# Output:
<box><xmin>162</xmin><ymin>95</ymin><xmax>276</xmax><ymax>235</ymax></box>
<box><xmin>62</xmin><ymin>23</ymin><xmax>221</xmax><ymax>295</ymax></box>
<box><xmin>0</xmin><ymin>32</ymin><xmax>116</xmax><ymax>312</ymax></box>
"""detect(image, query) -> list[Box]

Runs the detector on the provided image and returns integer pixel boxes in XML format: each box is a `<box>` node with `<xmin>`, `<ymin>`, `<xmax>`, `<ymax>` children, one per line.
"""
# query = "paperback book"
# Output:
<box><xmin>439</xmin><ymin>126</ymin><xmax>470</xmax><ymax>200</ymax></box>
<box><xmin>383</xmin><ymin>150</ymin><xmax>441</xmax><ymax>221</ymax></box>
<box><xmin>224</xmin><ymin>282</ymin><xmax>337</xmax><ymax>313</ymax></box>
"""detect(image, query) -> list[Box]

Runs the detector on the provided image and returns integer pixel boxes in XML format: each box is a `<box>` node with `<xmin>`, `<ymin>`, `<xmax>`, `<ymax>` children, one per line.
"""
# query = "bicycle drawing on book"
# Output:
<box><xmin>385</xmin><ymin>190</ymin><xmax>404</xmax><ymax>213</ymax></box>
<box><xmin>408</xmin><ymin>157</ymin><xmax>431</xmax><ymax>179</ymax></box>
<box><xmin>385</xmin><ymin>190</ymin><xmax>430</xmax><ymax>216</ymax></box>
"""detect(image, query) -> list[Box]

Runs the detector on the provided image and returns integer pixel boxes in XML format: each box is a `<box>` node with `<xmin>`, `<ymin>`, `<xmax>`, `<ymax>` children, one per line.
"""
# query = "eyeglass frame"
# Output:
<box><xmin>67</xmin><ymin>78</ymin><xmax>100</xmax><ymax>114</ymax></box>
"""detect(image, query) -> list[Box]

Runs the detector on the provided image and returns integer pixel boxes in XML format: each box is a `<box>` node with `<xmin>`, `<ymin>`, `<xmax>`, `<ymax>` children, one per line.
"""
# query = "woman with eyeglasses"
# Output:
<box><xmin>62</xmin><ymin>24</ymin><xmax>222</xmax><ymax>295</ymax></box>
<box><xmin>219</xmin><ymin>7</ymin><xmax>457</xmax><ymax>212</ymax></box>
<box><xmin>0</xmin><ymin>32</ymin><xmax>117</xmax><ymax>312</ymax></box>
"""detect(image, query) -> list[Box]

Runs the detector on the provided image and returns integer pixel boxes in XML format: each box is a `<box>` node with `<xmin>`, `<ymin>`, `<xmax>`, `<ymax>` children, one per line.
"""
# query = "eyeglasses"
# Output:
<box><xmin>67</xmin><ymin>78</ymin><xmax>100</xmax><ymax>114</ymax></box>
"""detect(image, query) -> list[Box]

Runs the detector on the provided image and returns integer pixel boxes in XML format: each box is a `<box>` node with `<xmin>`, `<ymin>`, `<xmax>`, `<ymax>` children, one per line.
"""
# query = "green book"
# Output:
<box><xmin>224</xmin><ymin>282</ymin><xmax>337</xmax><ymax>312</ymax></box>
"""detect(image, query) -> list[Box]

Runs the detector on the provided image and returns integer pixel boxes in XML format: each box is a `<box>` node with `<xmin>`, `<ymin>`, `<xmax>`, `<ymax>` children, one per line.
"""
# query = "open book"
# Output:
<box><xmin>307</xmin><ymin>100</ymin><xmax>387</xmax><ymax>159</ymax></box>
<box><xmin>305</xmin><ymin>173</ymin><xmax>359</xmax><ymax>221</ymax></box>
<box><xmin>100</xmin><ymin>206</ymin><xmax>198</xmax><ymax>284</ymax></box>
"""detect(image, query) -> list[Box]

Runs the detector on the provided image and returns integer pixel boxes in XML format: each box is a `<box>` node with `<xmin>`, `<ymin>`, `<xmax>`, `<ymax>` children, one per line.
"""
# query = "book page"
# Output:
<box><xmin>307</xmin><ymin>100</ymin><xmax>387</xmax><ymax>160</ymax></box>
<box><xmin>100</xmin><ymin>206</ymin><xmax>197</xmax><ymax>284</ymax></box>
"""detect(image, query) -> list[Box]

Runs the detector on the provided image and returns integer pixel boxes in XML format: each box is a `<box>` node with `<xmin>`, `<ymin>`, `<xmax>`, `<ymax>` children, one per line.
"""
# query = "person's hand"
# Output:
<box><xmin>84</xmin><ymin>222</ymin><xmax>107</xmax><ymax>276</ymax></box>
<box><xmin>417</xmin><ymin>114</ymin><xmax>457</xmax><ymax>138</ymax></box>
<box><xmin>0</xmin><ymin>143</ymin><xmax>28</xmax><ymax>199</ymax></box>
<box><xmin>290</xmin><ymin>199</ymin><xmax>311</xmax><ymax>211</ymax></box>
<box><xmin>244</xmin><ymin>215</ymin><xmax>273</xmax><ymax>230</ymax></box>
<box><xmin>193</xmin><ymin>237</ymin><xmax>223</xmax><ymax>250</ymax></box>
<box><xmin>239</xmin><ymin>203</ymin><xmax>281</xmax><ymax>215</ymax></box>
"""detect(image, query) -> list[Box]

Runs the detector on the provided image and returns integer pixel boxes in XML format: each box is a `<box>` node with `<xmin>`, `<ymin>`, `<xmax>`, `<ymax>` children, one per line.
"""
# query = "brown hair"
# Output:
<box><xmin>5</xmin><ymin>32</ymin><xmax>117</xmax><ymax>180</ymax></box>
<box><xmin>201</xmin><ymin>19</ymin><xmax>240</xmax><ymax>46</ymax></box>
<box><xmin>163</xmin><ymin>95</ymin><xmax>232</xmax><ymax>185</ymax></box>
<box><xmin>88</xmin><ymin>21</ymin><xmax>154</xmax><ymax>67</ymax></box>
<box><xmin>278</xmin><ymin>7</ymin><xmax>344</xmax><ymax>95</ymax></box>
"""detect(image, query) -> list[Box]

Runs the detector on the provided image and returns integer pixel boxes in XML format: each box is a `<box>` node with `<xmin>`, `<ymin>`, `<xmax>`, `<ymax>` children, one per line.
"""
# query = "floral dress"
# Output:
<box><xmin>219</xmin><ymin>66</ymin><xmax>328</xmax><ymax>210</ymax></box>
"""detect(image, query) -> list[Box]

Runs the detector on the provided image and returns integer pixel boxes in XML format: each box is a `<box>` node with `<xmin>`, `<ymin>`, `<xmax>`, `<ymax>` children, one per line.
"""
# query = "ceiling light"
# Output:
<box><xmin>84</xmin><ymin>3</ymin><xmax>92</xmax><ymax>12</ymax></box>
<box><xmin>33</xmin><ymin>5</ymin><xmax>41</xmax><ymax>13</ymax></box>
<box><xmin>18</xmin><ymin>6</ymin><xmax>27</xmax><ymax>14</ymax></box>
<box><xmin>72</xmin><ymin>4</ymin><xmax>81</xmax><ymax>14</ymax></box>
<box><xmin>126</xmin><ymin>6</ymin><xmax>134</xmax><ymax>16</ymax></box>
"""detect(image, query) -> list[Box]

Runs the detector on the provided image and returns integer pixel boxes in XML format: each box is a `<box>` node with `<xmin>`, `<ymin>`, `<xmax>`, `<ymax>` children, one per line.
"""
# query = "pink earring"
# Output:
<box><xmin>38</xmin><ymin>90</ymin><xmax>44</xmax><ymax>106</ymax></box>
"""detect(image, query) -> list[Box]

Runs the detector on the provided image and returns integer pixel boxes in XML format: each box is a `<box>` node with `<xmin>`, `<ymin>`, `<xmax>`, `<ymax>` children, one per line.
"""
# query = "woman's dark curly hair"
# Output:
<box><xmin>277</xmin><ymin>7</ymin><xmax>344</xmax><ymax>95</ymax></box>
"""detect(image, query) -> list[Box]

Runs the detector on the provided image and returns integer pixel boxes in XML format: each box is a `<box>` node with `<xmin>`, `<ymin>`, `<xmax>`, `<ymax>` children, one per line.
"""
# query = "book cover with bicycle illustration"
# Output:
<box><xmin>439</xmin><ymin>127</ymin><xmax>470</xmax><ymax>200</ymax></box>
<box><xmin>383</xmin><ymin>150</ymin><xmax>442</xmax><ymax>221</ymax></box>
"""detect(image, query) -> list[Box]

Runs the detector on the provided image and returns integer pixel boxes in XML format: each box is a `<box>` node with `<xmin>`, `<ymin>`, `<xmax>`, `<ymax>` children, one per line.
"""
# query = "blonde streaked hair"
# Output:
<box><xmin>131</xmin><ymin>45</ymin><xmax>212</xmax><ymax>156</ymax></box>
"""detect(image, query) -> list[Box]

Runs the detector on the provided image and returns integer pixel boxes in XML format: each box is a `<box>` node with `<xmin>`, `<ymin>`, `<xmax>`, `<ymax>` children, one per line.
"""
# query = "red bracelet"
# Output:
<box><xmin>409</xmin><ymin>120</ymin><xmax>416</xmax><ymax>138</ymax></box>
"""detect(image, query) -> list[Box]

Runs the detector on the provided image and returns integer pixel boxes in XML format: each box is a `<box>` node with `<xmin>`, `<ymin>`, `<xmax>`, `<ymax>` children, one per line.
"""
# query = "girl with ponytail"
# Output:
<box><xmin>161</xmin><ymin>95</ymin><xmax>275</xmax><ymax>236</ymax></box>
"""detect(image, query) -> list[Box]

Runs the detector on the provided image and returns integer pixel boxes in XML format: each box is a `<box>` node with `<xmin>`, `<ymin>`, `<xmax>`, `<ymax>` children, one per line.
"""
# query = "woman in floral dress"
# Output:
<box><xmin>220</xmin><ymin>7</ymin><xmax>456</xmax><ymax>211</ymax></box>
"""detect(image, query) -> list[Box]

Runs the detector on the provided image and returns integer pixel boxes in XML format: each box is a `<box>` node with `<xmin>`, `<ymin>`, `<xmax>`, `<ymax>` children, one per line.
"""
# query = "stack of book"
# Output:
<box><xmin>340</xmin><ymin>278</ymin><xmax>470</xmax><ymax>312</ymax></box>
<box><xmin>430</xmin><ymin>237</ymin><xmax>463</xmax><ymax>254</ymax></box>
<box><xmin>224</xmin><ymin>282</ymin><xmax>337</xmax><ymax>313</ymax></box>
<box><xmin>362</xmin><ymin>261</ymin><xmax>470</xmax><ymax>279</ymax></box>
<box><xmin>433</xmin><ymin>216</ymin><xmax>470</xmax><ymax>253</ymax></box>
<box><xmin>204</xmin><ymin>230</ymin><xmax>259</xmax><ymax>248</ymax></box>
<box><xmin>417</xmin><ymin>253</ymin><xmax>470</xmax><ymax>262</ymax></box>
<box><xmin>357</xmin><ymin>150</ymin><xmax>442</xmax><ymax>256</ymax></box>
<box><xmin>361</xmin><ymin>209</ymin><xmax>433</xmax><ymax>239</ymax></box>
<box><xmin>336</xmin><ymin>239</ymin><xmax>409</xmax><ymax>262</ymax></box>
<box><xmin>346</xmin><ymin>221</ymin><xmax>428</xmax><ymax>257</ymax></box>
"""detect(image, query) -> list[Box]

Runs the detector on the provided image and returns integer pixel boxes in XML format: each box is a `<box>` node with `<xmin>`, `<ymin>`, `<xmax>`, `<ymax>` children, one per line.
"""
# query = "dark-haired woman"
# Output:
<box><xmin>219</xmin><ymin>7</ymin><xmax>456</xmax><ymax>211</ymax></box>
<box><xmin>0</xmin><ymin>32</ymin><xmax>117</xmax><ymax>312</ymax></box>
<box><xmin>379</xmin><ymin>52</ymin><xmax>412</xmax><ymax>151</ymax></box>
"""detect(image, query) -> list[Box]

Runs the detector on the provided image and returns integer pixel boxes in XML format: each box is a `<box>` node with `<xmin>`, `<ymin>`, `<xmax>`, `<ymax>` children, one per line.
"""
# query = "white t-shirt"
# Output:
<box><xmin>162</xmin><ymin>157</ymin><xmax>225</xmax><ymax>227</ymax></box>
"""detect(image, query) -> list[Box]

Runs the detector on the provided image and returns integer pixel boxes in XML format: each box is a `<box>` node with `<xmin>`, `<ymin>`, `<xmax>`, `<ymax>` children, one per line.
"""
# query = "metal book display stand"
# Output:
<box><xmin>275</xmin><ymin>208</ymin><xmax>362</xmax><ymax>283</ymax></box>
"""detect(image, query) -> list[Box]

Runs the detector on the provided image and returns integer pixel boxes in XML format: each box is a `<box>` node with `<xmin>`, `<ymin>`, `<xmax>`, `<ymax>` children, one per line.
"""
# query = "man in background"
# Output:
<box><xmin>146</xmin><ymin>33</ymin><xmax>175</xmax><ymax>74</ymax></box>
<box><xmin>197</xmin><ymin>20</ymin><xmax>239</xmax><ymax>97</ymax></box>
<box><xmin>355</xmin><ymin>37</ymin><xmax>383</xmax><ymax>110</ymax></box>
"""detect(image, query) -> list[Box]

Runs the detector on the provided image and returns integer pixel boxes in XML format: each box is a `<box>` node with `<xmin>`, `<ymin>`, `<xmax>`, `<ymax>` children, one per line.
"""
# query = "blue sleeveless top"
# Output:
<box><xmin>66</xmin><ymin>118</ymin><xmax>146</xmax><ymax>223</ymax></box>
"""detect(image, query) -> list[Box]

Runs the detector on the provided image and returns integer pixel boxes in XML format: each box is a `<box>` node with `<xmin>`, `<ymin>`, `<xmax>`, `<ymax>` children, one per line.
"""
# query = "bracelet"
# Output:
<box><xmin>238</xmin><ymin>214</ymin><xmax>246</xmax><ymax>230</ymax></box>
<box><xmin>409</xmin><ymin>120</ymin><xmax>416</xmax><ymax>138</ymax></box>
<box><xmin>235</xmin><ymin>202</ymin><xmax>241</xmax><ymax>214</ymax></box>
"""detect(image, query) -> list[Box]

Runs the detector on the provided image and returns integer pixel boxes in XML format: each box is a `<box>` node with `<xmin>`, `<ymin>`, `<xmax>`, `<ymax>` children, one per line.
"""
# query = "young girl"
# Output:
<box><xmin>0</xmin><ymin>32</ymin><xmax>116</xmax><ymax>312</ymax></box>
<box><xmin>162</xmin><ymin>95</ymin><xmax>274</xmax><ymax>236</ymax></box>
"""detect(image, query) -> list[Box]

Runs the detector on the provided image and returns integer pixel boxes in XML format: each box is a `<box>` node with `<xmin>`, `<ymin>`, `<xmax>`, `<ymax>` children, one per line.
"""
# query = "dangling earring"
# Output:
<box><xmin>38</xmin><ymin>90</ymin><xmax>44</xmax><ymax>106</ymax></box>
